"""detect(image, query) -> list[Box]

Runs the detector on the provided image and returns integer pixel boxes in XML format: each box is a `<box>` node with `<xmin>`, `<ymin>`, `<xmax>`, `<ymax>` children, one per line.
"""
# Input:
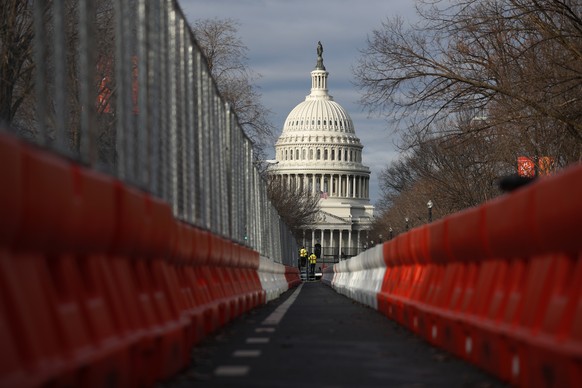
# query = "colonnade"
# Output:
<box><xmin>272</xmin><ymin>172</ymin><xmax>369</xmax><ymax>199</ymax></box>
<box><xmin>301</xmin><ymin>228</ymin><xmax>366</xmax><ymax>260</ymax></box>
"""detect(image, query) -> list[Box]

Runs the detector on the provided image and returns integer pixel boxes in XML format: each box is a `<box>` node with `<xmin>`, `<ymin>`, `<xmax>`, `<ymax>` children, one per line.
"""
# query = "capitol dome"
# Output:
<box><xmin>269</xmin><ymin>42</ymin><xmax>374</xmax><ymax>265</ymax></box>
<box><xmin>282</xmin><ymin>92</ymin><xmax>355</xmax><ymax>135</ymax></box>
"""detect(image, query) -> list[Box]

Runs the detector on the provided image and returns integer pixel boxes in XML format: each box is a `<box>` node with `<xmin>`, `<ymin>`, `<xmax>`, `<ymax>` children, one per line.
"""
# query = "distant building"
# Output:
<box><xmin>268</xmin><ymin>43</ymin><xmax>374</xmax><ymax>263</ymax></box>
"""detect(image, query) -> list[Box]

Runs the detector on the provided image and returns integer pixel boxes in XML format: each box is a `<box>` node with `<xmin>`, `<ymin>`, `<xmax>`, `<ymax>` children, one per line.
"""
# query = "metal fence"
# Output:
<box><xmin>3</xmin><ymin>0</ymin><xmax>296</xmax><ymax>265</ymax></box>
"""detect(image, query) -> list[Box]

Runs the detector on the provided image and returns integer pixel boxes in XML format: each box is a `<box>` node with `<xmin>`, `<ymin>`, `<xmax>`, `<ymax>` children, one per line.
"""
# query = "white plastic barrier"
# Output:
<box><xmin>325</xmin><ymin>245</ymin><xmax>386</xmax><ymax>309</ymax></box>
<box><xmin>258</xmin><ymin>256</ymin><xmax>290</xmax><ymax>302</ymax></box>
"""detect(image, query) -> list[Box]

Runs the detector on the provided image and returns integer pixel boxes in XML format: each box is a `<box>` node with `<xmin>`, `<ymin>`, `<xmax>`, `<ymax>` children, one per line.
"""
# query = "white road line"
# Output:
<box><xmin>233</xmin><ymin>349</ymin><xmax>262</xmax><ymax>358</ymax></box>
<box><xmin>215</xmin><ymin>286</ymin><xmax>304</xmax><ymax>380</ymax></box>
<box><xmin>214</xmin><ymin>366</ymin><xmax>250</xmax><ymax>377</ymax></box>
<box><xmin>246</xmin><ymin>337</ymin><xmax>270</xmax><ymax>344</ymax></box>
<box><xmin>262</xmin><ymin>283</ymin><xmax>303</xmax><ymax>326</ymax></box>
<box><xmin>255</xmin><ymin>327</ymin><xmax>275</xmax><ymax>333</ymax></box>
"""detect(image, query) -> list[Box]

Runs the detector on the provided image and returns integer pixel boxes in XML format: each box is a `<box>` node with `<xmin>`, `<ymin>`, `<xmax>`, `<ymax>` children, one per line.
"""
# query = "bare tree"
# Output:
<box><xmin>354</xmin><ymin>0</ymin><xmax>582</xmax><ymax>146</ymax></box>
<box><xmin>191</xmin><ymin>18</ymin><xmax>274</xmax><ymax>159</ymax></box>
<box><xmin>266</xmin><ymin>177</ymin><xmax>320</xmax><ymax>240</ymax></box>
<box><xmin>358</xmin><ymin>0</ymin><xmax>582</xmax><ymax>237</ymax></box>
<box><xmin>0</xmin><ymin>1</ymin><xmax>35</xmax><ymax>126</ymax></box>
<box><xmin>373</xmin><ymin>115</ymin><xmax>517</xmax><ymax>234</ymax></box>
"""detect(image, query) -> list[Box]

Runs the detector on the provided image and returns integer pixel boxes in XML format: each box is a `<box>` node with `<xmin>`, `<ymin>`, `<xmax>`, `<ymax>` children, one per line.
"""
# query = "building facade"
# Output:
<box><xmin>269</xmin><ymin>43</ymin><xmax>374</xmax><ymax>264</ymax></box>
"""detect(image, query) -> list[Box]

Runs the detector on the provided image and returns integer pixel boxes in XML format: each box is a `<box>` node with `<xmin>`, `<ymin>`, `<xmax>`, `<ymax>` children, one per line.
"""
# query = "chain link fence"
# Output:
<box><xmin>3</xmin><ymin>0</ymin><xmax>296</xmax><ymax>265</ymax></box>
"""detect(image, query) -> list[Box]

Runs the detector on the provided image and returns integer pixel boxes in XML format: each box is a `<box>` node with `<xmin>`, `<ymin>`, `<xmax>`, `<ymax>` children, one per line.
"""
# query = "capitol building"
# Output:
<box><xmin>268</xmin><ymin>42</ymin><xmax>374</xmax><ymax>263</ymax></box>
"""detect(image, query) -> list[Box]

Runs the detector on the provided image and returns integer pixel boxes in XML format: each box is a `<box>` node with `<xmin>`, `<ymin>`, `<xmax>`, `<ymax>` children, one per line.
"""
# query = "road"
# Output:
<box><xmin>162</xmin><ymin>281</ymin><xmax>507</xmax><ymax>387</ymax></box>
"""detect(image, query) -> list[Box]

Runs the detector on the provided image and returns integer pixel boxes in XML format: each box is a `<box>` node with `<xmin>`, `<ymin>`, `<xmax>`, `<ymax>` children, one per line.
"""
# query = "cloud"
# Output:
<box><xmin>179</xmin><ymin>0</ymin><xmax>420</xmax><ymax>205</ymax></box>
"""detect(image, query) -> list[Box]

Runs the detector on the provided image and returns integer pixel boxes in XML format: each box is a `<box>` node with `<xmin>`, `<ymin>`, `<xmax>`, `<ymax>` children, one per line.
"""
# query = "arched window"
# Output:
<box><xmin>302</xmin><ymin>149</ymin><xmax>306</xmax><ymax>159</ymax></box>
<box><xmin>338</xmin><ymin>149</ymin><xmax>342</xmax><ymax>161</ymax></box>
<box><xmin>309</xmin><ymin>149</ymin><xmax>313</xmax><ymax>160</ymax></box>
<box><xmin>296</xmin><ymin>149</ymin><xmax>299</xmax><ymax>159</ymax></box>
<box><xmin>317</xmin><ymin>149</ymin><xmax>321</xmax><ymax>160</ymax></box>
<box><xmin>331</xmin><ymin>150</ymin><xmax>335</xmax><ymax>160</ymax></box>
<box><xmin>324</xmin><ymin>149</ymin><xmax>328</xmax><ymax>160</ymax></box>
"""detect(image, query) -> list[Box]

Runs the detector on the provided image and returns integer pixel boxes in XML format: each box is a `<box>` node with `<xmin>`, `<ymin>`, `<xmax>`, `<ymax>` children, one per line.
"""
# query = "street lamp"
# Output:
<box><xmin>405</xmin><ymin>217</ymin><xmax>409</xmax><ymax>231</ymax></box>
<box><xmin>389</xmin><ymin>227</ymin><xmax>393</xmax><ymax>240</ymax></box>
<box><xmin>427</xmin><ymin>200</ymin><xmax>433</xmax><ymax>223</ymax></box>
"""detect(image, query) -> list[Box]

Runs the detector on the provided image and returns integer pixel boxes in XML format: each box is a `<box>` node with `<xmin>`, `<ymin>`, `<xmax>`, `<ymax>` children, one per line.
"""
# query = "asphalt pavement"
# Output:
<box><xmin>161</xmin><ymin>281</ymin><xmax>507</xmax><ymax>388</ymax></box>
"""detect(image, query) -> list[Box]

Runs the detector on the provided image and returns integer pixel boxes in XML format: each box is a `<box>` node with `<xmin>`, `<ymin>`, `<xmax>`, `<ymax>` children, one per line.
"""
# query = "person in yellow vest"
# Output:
<box><xmin>308</xmin><ymin>252</ymin><xmax>317</xmax><ymax>278</ymax></box>
<box><xmin>299</xmin><ymin>246</ymin><xmax>308</xmax><ymax>268</ymax></box>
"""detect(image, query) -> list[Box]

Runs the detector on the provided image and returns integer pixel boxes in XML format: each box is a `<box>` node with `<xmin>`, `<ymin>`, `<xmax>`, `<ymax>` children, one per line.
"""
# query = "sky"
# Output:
<box><xmin>178</xmin><ymin>0</ymin><xmax>421</xmax><ymax>205</ymax></box>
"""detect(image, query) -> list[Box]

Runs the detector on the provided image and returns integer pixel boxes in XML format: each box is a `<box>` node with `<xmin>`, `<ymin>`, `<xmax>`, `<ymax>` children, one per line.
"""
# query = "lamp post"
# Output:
<box><xmin>427</xmin><ymin>200</ymin><xmax>433</xmax><ymax>223</ymax></box>
<box><xmin>405</xmin><ymin>217</ymin><xmax>409</xmax><ymax>231</ymax></box>
<box><xmin>389</xmin><ymin>227</ymin><xmax>393</xmax><ymax>240</ymax></box>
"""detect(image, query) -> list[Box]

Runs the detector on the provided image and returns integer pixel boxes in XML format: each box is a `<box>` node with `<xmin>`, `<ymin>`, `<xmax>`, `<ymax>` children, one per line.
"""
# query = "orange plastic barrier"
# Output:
<box><xmin>377</xmin><ymin>164</ymin><xmax>582</xmax><ymax>387</ymax></box>
<box><xmin>0</xmin><ymin>131</ymin><xmax>272</xmax><ymax>387</ymax></box>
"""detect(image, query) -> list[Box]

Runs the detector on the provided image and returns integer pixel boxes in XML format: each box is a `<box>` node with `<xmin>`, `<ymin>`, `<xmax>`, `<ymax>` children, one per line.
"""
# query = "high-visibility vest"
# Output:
<box><xmin>300</xmin><ymin>248</ymin><xmax>307</xmax><ymax>257</ymax></box>
<box><xmin>308</xmin><ymin>254</ymin><xmax>317</xmax><ymax>264</ymax></box>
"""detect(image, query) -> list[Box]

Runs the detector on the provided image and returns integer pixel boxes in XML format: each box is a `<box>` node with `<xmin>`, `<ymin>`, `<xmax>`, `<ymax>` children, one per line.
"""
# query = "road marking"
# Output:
<box><xmin>214</xmin><ymin>366</ymin><xmax>250</xmax><ymax>377</ymax></box>
<box><xmin>233</xmin><ymin>350</ymin><xmax>261</xmax><ymax>358</ymax></box>
<box><xmin>246</xmin><ymin>337</ymin><xmax>270</xmax><ymax>344</ymax></box>
<box><xmin>262</xmin><ymin>283</ymin><xmax>303</xmax><ymax>326</ymax></box>
<box><xmin>255</xmin><ymin>327</ymin><xmax>275</xmax><ymax>333</ymax></box>
<box><xmin>215</xmin><ymin>286</ymin><xmax>303</xmax><ymax>380</ymax></box>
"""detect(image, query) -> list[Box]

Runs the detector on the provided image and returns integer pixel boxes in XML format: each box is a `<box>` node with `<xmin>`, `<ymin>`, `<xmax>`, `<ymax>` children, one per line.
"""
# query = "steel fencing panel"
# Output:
<box><xmin>19</xmin><ymin>0</ymin><xmax>298</xmax><ymax>262</ymax></box>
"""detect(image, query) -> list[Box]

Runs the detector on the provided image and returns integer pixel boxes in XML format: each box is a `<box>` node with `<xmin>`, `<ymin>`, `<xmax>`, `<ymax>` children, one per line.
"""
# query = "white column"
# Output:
<box><xmin>352</xmin><ymin>175</ymin><xmax>356</xmax><ymax>198</ymax></box>
<box><xmin>329</xmin><ymin>229</ymin><xmax>337</xmax><ymax>260</ymax></box>
<box><xmin>362</xmin><ymin>177</ymin><xmax>365</xmax><ymax>198</ymax></box>
<box><xmin>330</xmin><ymin>174</ymin><xmax>334</xmax><ymax>197</ymax></box>
<box><xmin>339</xmin><ymin>229</ymin><xmax>343</xmax><ymax>260</ymax></box>
<box><xmin>311</xmin><ymin>229</ymin><xmax>315</xmax><ymax>249</ymax></box>
<box><xmin>356</xmin><ymin>230</ymin><xmax>360</xmax><ymax>253</ymax></box>
<box><xmin>348</xmin><ymin>229</ymin><xmax>352</xmax><ymax>254</ymax></box>
<box><xmin>363</xmin><ymin>177</ymin><xmax>367</xmax><ymax>198</ymax></box>
<box><xmin>312</xmin><ymin>174</ymin><xmax>316</xmax><ymax>195</ymax></box>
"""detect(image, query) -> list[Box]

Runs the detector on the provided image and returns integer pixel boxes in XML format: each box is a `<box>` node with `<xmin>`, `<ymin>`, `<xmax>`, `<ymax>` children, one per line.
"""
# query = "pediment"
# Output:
<box><xmin>313</xmin><ymin>210</ymin><xmax>350</xmax><ymax>225</ymax></box>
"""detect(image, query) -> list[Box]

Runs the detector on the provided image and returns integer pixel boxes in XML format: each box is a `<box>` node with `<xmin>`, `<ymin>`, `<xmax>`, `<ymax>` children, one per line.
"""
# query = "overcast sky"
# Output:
<box><xmin>178</xmin><ymin>0</ymin><xmax>421</xmax><ymax>205</ymax></box>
